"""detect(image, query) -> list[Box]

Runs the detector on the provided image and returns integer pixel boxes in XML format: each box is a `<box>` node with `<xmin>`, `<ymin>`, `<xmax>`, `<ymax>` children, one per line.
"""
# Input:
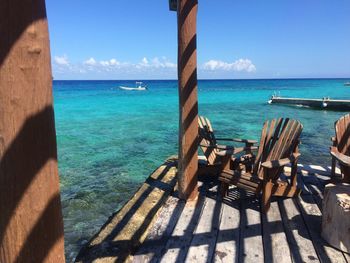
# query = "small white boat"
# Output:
<box><xmin>119</xmin><ymin>81</ymin><xmax>147</xmax><ymax>91</ymax></box>
<box><xmin>344</xmin><ymin>82</ymin><xmax>350</xmax><ymax>86</ymax></box>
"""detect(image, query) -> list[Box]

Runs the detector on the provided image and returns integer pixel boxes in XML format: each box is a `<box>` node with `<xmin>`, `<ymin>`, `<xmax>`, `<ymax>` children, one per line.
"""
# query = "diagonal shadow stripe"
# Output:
<box><xmin>180</xmin><ymin>68</ymin><xmax>198</xmax><ymax>107</ymax></box>
<box><xmin>178</xmin><ymin>35</ymin><xmax>197</xmax><ymax>72</ymax></box>
<box><xmin>0</xmin><ymin>0</ymin><xmax>47</xmax><ymax>66</ymax></box>
<box><xmin>14</xmin><ymin>194</ymin><xmax>64</xmax><ymax>263</ymax></box>
<box><xmin>178</xmin><ymin>0</ymin><xmax>198</xmax><ymax>32</ymax></box>
<box><xmin>0</xmin><ymin>106</ymin><xmax>58</xmax><ymax>246</ymax></box>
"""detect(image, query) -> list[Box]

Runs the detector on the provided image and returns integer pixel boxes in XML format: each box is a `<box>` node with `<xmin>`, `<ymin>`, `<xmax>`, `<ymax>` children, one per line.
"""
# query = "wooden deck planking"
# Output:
<box><xmin>297</xmin><ymin>193</ymin><xmax>347</xmax><ymax>263</ymax></box>
<box><xmin>78</xmin><ymin>160</ymin><xmax>350</xmax><ymax>263</ymax></box>
<box><xmin>132</xmin><ymin>196</ymin><xmax>185</xmax><ymax>263</ymax></box>
<box><xmin>279</xmin><ymin>198</ymin><xmax>319</xmax><ymax>262</ymax></box>
<box><xmin>239</xmin><ymin>197</ymin><xmax>264</xmax><ymax>263</ymax></box>
<box><xmin>159</xmin><ymin>196</ymin><xmax>205</xmax><ymax>263</ymax></box>
<box><xmin>132</xmin><ymin>170</ymin><xmax>350</xmax><ymax>263</ymax></box>
<box><xmin>214</xmin><ymin>199</ymin><xmax>240</xmax><ymax>263</ymax></box>
<box><xmin>261</xmin><ymin>201</ymin><xmax>292</xmax><ymax>263</ymax></box>
<box><xmin>185</xmin><ymin>196</ymin><xmax>222</xmax><ymax>262</ymax></box>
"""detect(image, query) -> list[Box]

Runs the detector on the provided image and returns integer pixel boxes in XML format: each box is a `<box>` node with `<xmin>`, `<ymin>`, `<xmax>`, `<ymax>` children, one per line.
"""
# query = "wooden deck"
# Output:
<box><xmin>76</xmin><ymin>159</ymin><xmax>350</xmax><ymax>263</ymax></box>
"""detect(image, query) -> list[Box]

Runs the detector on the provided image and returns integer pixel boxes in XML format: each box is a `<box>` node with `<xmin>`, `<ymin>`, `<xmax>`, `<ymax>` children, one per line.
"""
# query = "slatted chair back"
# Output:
<box><xmin>253</xmin><ymin>118</ymin><xmax>303</xmax><ymax>179</ymax></box>
<box><xmin>335</xmin><ymin>114</ymin><xmax>350</xmax><ymax>155</ymax></box>
<box><xmin>198</xmin><ymin>116</ymin><xmax>220</xmax><ymax>165</ymax></box>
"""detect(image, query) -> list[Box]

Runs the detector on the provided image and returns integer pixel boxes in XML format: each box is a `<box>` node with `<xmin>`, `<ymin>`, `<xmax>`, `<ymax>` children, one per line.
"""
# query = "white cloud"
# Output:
<box><xmin>99</xmin><ymin>58</ymin><xmax>120</xmax><ymax>67</ymax></box>
<box><xmin>54</xmin><ymin>55</ymin><xmax>69</xmax><ymax>66</ymax></box>
<box><xmin>52</xmin><ymin>55</ymin><xmax>177</xmax><ymax>79</ymax></box>
<box><xmin>203</xmin><ymin>59</ymin><xmax>256</xmax><ymax>72</ymax></box>
<box><xmin>84</xmin><ymin>57</ymin><xmax>96</xmax><ymax>65</ymax></box>
<box><xmin>100</xmin><ymin>60</ymin><xmax>110</xmax><ymax>66</ymax></box>
<box><xmin>109</xmin><ymin>59</ymin><xmax>119</xmax><ymax>66</ymax></box>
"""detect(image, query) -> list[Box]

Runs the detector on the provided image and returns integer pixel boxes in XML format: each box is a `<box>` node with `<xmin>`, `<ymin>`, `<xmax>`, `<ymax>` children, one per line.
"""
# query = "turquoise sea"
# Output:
<box><xmin>54</xmin><ymin>79</ymin><xmax>350</xmax><ymax>261</ymax></box>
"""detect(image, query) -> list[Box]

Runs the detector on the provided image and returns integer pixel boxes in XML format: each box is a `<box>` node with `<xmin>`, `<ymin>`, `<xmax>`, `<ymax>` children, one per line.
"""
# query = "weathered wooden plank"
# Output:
<box><xmin>279</xmin><ymin>198</ymin><xmax>319</xmax><ymax>262</ymax></box>
<box><xmin>239</xmin><ymin>198</ymin><xmax>264</xmax><ymax>263</ymax></box>
<box><xmin>76</xmin><ymin>161</ymin><xmax>177</xmax><ymax>262</ymax></box>
<box><xmin>159</xmin><ymin>196</ymin><xmax>205</xmax><ymax>263</ymax></box>
<box><xmin>185</xmin><ymin>196</ymin><xmax>222</xmax><ymax>262</ymax></box>
<box><xmin>298</xmin><ymin>193</ymin><xmax>346</xmax><ymax>263</ymax></box>
<box><xmin>132</xmin><ymin>196</ymin><xmax>185</xmax><ymax>263</ymax></box>
<box><xmin>261</xmin><ymin>201</ymin><xmax>292</xmax><ymax>263</ymax></box>
<box><xmin>214</xmin><ymin>201</ymin><xmax>240</xmax><ymax>263</ymax></box>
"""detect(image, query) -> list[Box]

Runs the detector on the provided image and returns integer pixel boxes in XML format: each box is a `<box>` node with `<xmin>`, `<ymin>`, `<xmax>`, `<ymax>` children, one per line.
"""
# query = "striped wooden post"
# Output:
<box><xmin>0</xmin><ymin>0</ymin><xmax>65</xmax><ymax>262</ymax></box>
<box><xmin>177</xmin><ymin>0</ymin><xmax>199</xmax><ymax>200</ymax></box>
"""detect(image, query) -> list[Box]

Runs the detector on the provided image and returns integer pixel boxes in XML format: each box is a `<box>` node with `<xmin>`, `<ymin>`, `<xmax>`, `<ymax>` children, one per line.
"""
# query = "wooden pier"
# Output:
<box><xmin>269</xmin><ymin>96</ymin><xmax>350</xmax><ymax>110</ymax></box>
<box><xmin>76</xmin><ymin>157</ymin><xmax>350</xmax><ymax>263</ymax></box>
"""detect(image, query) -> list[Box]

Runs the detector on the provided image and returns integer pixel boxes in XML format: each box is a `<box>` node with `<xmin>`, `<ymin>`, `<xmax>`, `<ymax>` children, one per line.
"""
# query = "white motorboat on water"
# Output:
<box><xmin>119</xmin><ymin>81</ymin><xmax>147</xmax><ymax>91</ymax></box>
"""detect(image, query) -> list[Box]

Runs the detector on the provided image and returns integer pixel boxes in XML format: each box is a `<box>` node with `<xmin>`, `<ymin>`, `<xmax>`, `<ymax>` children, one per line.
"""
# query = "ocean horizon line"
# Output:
<box><xmin>53</xmin><ymin>77</ymin><xmax>350</xmax><ymax>82</ymax></box>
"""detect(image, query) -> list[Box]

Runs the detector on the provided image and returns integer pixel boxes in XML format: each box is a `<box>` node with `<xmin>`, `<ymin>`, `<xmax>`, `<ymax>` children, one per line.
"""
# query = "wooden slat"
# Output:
<box><xmin>262</xmin><ymin>201</ymin><xmax>292</xmax><ymax>263</ymax></box>
<box><xmin>132</xmin><ymin>196</ymin><xmax>185</xmax><ymax>263</ymax></box>
<box><xmin>239</xmin><ymin>198</ymin><xmax>264</xmax><ymax>263</ymax></box>
<box><xmin>159</xmin><ymin>196</ymin><xmax>205</xmax><ymax>263</ymax></box>
<box><xmin>185</xmin><ymin>196</ymin><xmax>222</xmax><ymax>262</ymax></box>
<box><xmin>269</xmin><ymin>118</ymin><xmax>290</xmax><ymax>161</ymax></box>
<box><xmin>279</xmin><ymin>198</ymin><xmax>319</xmax><ymax>262</ymax></box>
<box><xmin>297</xmin><ymin>193</ymin><xmax>347</xmax><ymax>263</ymax></box>
<box><xmin>253</xmin><ymin>120</ymin><xmax>270</xmax><ymax>175</ymax></box>
<box><xmin>76</xmin><ymin>161</ymin><xmax>177</xmax><ymax>262</ymax></box>
<box><xmin>214</xmin><ymin>201</ymin><xmax>240</xmax><ymax>263</ymax></box>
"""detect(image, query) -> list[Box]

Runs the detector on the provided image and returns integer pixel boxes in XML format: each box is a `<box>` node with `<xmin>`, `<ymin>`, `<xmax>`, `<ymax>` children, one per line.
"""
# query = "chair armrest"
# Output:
<box><xmin>215</xmin><ymin>146</ymin><xmax>258</xmax><ymax>156</ymax></box>
<box><xmin>261</xmin><ymin>153</ymin><xmax>301</xmax><ymax>169</ymax></box>
<box><xmin>216</xmin><ymin>138</ymin><xmax>257</xmax><ymax>145</ymax></box>
<box><xmin>330</xmin><ymin>146</ymin><xmax>350</xmax><ymax>167</ymax></box>
<box><xmin>199</xmin><ymin>144</ymin><xmax>234</xmax><ymax>150</ymax></box>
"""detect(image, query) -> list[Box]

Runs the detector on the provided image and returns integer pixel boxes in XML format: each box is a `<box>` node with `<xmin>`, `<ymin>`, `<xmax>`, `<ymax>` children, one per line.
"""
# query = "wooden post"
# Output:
<box><xmin>0</xmin><ymin>0</ymin><xmax>65</xmax><ymax>262</ymax></box>
<box><xmin>177</xmin><ymin>0</ymin><xmax>199</xmax><ymax>200</ymax></box>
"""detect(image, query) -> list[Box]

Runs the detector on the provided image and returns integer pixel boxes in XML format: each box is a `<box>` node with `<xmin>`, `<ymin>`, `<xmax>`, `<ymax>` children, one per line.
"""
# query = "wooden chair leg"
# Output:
<box><xmin>331</xmin><ymin>157</ymin><xmax>336</xmax><ymax>178</ymax></box>
<box><xmin>291</xmin><ymin>161</ymin><xmax>298</xmax><ymax>187</ymax></box>
<box><xmin>262</xmin><ymin>180</ymin><xmax>273</xmax><ymax>213</ymax></box>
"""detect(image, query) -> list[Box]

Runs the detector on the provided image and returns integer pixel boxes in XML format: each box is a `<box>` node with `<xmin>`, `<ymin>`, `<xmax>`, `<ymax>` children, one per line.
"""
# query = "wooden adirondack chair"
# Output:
<box><xmin>198</xmin><ymin>116</ymin><xmax>257</xmax><ymax>174</ymax></box>
<box><xmin>330</xmin><ymin>114</ymin><xmax>350</xmax><ymax>183</ymax></box>
<box><xmin>219</xmin><ymin>118</ymin><xmax>303</xmax><ymax>213</ymax></box>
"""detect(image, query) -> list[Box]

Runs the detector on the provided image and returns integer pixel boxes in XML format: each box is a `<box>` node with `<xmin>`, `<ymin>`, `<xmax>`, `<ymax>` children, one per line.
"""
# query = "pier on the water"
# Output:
<box><xmin>268</xmin><ymin>96</ymin><xmax>350</xmax><ymax>110</ymax></box>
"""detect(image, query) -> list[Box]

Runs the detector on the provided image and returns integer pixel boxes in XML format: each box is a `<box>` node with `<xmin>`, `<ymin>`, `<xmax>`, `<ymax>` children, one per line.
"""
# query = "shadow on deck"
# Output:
<box><xmin>76</xmin><ymin>158</ymin><xmax>350</xmax><ymax>263</ymax></box>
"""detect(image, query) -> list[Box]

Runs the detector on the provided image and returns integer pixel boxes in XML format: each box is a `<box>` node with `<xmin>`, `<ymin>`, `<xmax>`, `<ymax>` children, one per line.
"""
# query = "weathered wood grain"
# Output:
<box><xmin>185</xmin><ymin>197</ymin><xmax>222</xmax><ymax>262</ymax></box>
<box><xmin>279</xmin><ymin>198</ymin><xmax>319</xmax><ymax>262</ymax></box>
<box><xmin>262</xmin><ymin>201</ymin><xmax>292</xmax><ymax>263</ymax></box>
<box><xmin>159</xmin><ymin>196</ymin><xmax>205</xmax><ymax>263</ymax></box>
<box><xmin>298</xmin><ymin>193</ymin><xmax>346</xmax><ymax>262</ymax></box>
<box><xmin>177</xmin><ymin>0</ymin><xmax>199</xmax><ymax>200</ymax></box>
<box><xmin>132</xmin><ymin>196</ymin><xmax>184</xmax><ymax>263</ymax></box>
<box><xmin>76</xmin><ymin>160</ymin><xmax>177</xmax><ymax>262</ymax></box>
<box><xmin>0</xmin><ymin>1</ymin><xmax>65</xmax><ymax>262</ymax></box>
<box><xmin>214</xmin><ymin>200</ymin><xmax>240</xmax><ymax>263</ymax></box>
<box><xmin>239</xmin><ymin>198</ymin><xmax>264</xmax><ymax>263</ymax></box>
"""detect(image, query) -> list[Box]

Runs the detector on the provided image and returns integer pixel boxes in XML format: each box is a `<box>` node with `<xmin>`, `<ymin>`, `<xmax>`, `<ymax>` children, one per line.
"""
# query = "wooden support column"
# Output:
<box><xmin>177</xmin><ymin>0</ymin><xmax>199</xmax><ymax>200</ymax></box>
<box><xmin>0</xmin><ymin>0</ymin><xmax>65</xmax><ymax>262</ymax></box>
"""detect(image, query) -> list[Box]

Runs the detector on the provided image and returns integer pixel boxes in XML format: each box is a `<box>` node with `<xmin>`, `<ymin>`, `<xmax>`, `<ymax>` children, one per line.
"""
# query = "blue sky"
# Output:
<box><xmin>46</xmin><ymin>0</ymin><xmax>350</xmax><ymax>80</ymax></box>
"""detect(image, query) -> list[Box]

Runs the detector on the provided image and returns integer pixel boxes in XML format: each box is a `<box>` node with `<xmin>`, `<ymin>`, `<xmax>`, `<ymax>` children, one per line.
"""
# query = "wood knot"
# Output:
<box><xmin>28</xmin><ymin>46</ymin><xmax>42</xmax><ymax>54</ymax></box>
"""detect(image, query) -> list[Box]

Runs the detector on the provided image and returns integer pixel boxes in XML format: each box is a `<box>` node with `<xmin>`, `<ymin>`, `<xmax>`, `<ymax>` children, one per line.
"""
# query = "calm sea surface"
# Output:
<box><xmin>54</xmin><ymin>79</ymin><xmax>350</xmax><ymax>261</ymax></box>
